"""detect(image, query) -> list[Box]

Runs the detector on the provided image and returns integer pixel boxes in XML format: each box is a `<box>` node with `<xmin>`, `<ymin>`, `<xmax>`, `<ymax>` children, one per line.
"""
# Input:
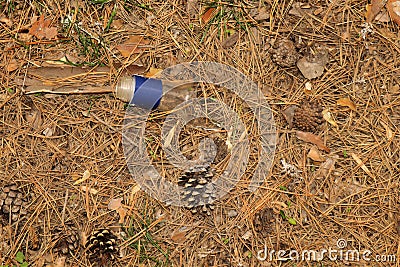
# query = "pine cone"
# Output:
<box><xmin>85</xmin><ymin>229</ymin><xmax>118</xmax><ymax>261</ymax></box>
<box><xmin>271</xmin><ymin>38</ymin><xmax>299</xmax><ymax>67</ymax></box>
<box><xmin>0</xmin><ymin>184</ymin><xmax>28</xmax><ymax>224</ymax></box>
<box><xmin>293</xmin><ymin>101</ymin><xmax>323</xmax><ymax>133</ymax></box>
<box><xmin>254</xmin><ymin>208</ymin><xmax>275</xmax><ymax>236</ymax></box>
<box><xmin>52</xmin><ymin>224</ymin><xmax>80</xmax><ymax>255</ymax></box>
<box><xmin>178</xmin><ymin>165</ymin><xmax>216</xmax><ymax>215</ymax></box>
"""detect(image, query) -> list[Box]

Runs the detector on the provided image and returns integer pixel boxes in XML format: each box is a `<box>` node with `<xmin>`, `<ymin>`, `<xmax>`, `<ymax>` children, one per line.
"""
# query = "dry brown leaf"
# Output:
<box><xmin>171</xmin><ymin>229</ymin><xmax>187</xmax><ymax>243</ymax></box>
<box><xmin>26</xmin><ymin>105</ymin><xmax>42</xmax><ymax>130</ymax></box>
<box><xmin>366</xmin><ymin>0</ymin><xmax>387</xmax><ymax>23</ymax></box>
<box><xmin>117</xmin><ymin>207</ymin><xmax>127</xmax><ymax>223</ymax></box>
<box><xmin>108</xmin><ymin>197</ymin><xmax>127</xmax><ymax>223</ymax></box>
<box><xmin>6</xmin><ymin>59</ymin><xmax>20</xmax><ymax>72</ymax></box>
<box><xmin>387</xmin><ymin>0</ymin><xmax>400</xmax><ymax>25</ymax></box>
<box><xmin>222</xmin><ymin>32</ymin><xmax>239</xmax><ymax>48</ymax></box>
<box><xmin>108</xmin><ymin>197</ymin><xmax>123</xmax><ymax>210</ymax></box>
<box><xmin>296</xmin><ymin>131</ymin><xmax>330</xmax><ymax>153</ymax></box>
<box><xmin>322</xmin><ymin>109</ymin><xmax>338</xmax><ymax>127</ymax></box>
<box><xmin>307</xmin><ymin>146</ymin><xmax>325</xmax><ymax>162</ymax></box>
<box><xmin>316</xmin><ymin>158</ymin><xmax>336</xmax><ymax>178</ymax></box>
<box><xmin>351</xmin><ymin>153</ymin><xmax>375</xmax><ymax>178</ymax></box>
<box><xmin>116</xmin><ymin>35</ymin><xmax>149</xmax><ymax>57</ymax></box>
<box><xmin>202</xmin><ymin>7</ymin><xmax>216</xmax><ymax>23</ymax></box>
<box><xmin>282</xmin><ymin>105</ymin><xmax>297</xmax><ymax>128</ymax></box>
<box><xmin>337</xmin><ymin>97</ymin><xmax>356</xmax><ymax>111</ymax></box>
<box><xmin>28</xmin><ymin>14</ymin><xmax>58</xmax><ymax>40</ymax></box>
<box><xmin>375</xmin><ymin>10</ymin><xmax>391</xmax><ymax>22</ymax></box>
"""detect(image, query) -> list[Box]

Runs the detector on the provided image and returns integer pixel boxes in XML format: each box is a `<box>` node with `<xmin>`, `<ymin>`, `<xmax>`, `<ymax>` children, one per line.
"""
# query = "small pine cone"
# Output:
<box><xmin>178</xmin><ymin>165</ymin><xmax>216</xmax><ymax>215</ymax></box>
<box><xmin>52</xmin><ymin>224</ymin><xmax>80</xmax><ymax>255</ymax></box>
<box><xmin>85</xmin><ymin>229</ymin><xmax>118</xmax><ymax>261</ymax></box>
<box><xmin>0</xmin><ymin>184</ymin><xmax>28</xmax><ymax>224</ymax></box>
<box><xmin>293</xmin><ymin>101</ymin><xmax>323</xmax><ymax>133</ymax></box>
<box><xmin>254</xmin><ymin>208</ymin><xmax>275</xmax><ymax>236</ymax></box>
<box><xmin>271</xmin><ymin>38</ymin><xmax>299</xmax><ymax>67</ymax></box>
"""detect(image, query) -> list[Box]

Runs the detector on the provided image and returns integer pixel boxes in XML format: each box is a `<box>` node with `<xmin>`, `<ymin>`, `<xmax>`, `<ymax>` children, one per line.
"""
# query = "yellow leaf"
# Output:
<box><xmin>322</xmin><ymin>109</ymin><xmax>338</xmax><ymax>127</ymax></box>
<box><xmin>73</xmin><ymin>170</ymin><xmax>90</xmax><ymax>185</ymax></box>
<box><xmin>351</xmin><ymin>153</ymin><xmax>375</xmax><ymax>179</ymax></box>
<box><xmin>337</xmin><ymin>98</ymin><xmax>356</xmax><ymax>111</ymax></box>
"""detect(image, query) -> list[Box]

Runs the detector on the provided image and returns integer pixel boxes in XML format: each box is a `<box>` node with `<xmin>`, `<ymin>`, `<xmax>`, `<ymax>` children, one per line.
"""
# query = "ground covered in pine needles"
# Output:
<box><xmin>1</xmin><ymin>0</ymin><xmax>400</xmax><ymax>266</ymax></box>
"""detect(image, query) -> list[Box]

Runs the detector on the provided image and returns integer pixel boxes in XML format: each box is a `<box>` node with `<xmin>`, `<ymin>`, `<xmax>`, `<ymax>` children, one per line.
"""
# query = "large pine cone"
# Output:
<box><xmin>52</xmin><ymin>224</ymin><xmax>80</xmax><ymax>255</ymax></box>
<box><xmin>0</xmin><ymin>184</ymin><xmax>28</xmax><ymax>224</ymax></box>
<box><xmin>293</xmin><ymin>101</ymin><xmax>323</xmax><ymax>133</ymax></box>
<box><xmin>85</xmin><ymin>229</ymin><xmax>118</xmax><ymax>260</ymax></box>
<box><xmin>178</xmin><ymin>165</ymin><xmax>216</xmax><ymax>215</ymax></box>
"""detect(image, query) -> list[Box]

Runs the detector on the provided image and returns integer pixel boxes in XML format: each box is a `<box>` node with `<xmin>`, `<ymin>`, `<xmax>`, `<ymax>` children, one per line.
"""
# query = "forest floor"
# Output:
<box><xmin>0</xmin><ymin>0</ymin><xmax>399</xmax><ymax>266</ymax></box>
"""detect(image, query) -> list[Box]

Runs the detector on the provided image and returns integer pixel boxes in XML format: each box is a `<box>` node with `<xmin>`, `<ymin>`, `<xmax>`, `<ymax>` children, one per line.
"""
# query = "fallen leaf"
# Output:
<box><xmin>387</xmin><ymin>0</ymin><xmax>400</xmax><ymax>26</ymax></box>
<box><xmin>108</xmin><ymin>197</ymin><xmax>127</xmax><ymax>223</ymax></box>
<box><xmin>222</xmin><ymin>32</ymin><xmax>239</xmax><ymax>48</ymax></box>
<box><xmin>366</xmin><ymin>0</ymin><xmax>386</xmax><ymax>23</ymax></box>
<box><xmin>26</xmin><ymin>104</ymin><xmax>42</xmax><ymax>130</ymax></box>
<box><xmin>171</xmin><ymin>229</ymin><xmax>187</xmax><ymax>243</ymax></box>
<box><xmin>351</xmin><ymin>153</ymin><xmax>375</xmax><ymax>178</ymax></box>
<box><xmin>241</xmin><ymin>230</ymin><xmax>252</xmax><ymax>240</ymax></box>
<box><xmin>28</xmin><ymin>14</ymin><xmax>58</xmax><ymax>40</ymax></box>
<box><xmin>337</xmin><ymin>97</ymin><xmax>356</xmax><ymax>111</ymax></box>
<box><xmin>254</xmin><ymin>7</ymin><xmax>270</xmax><ymax>20</ymax></box>
<box><xmin>6</xmin><ymin>59</ymin><xmax>20</xmax><ymax>72</ymax></box>
<box><xmin>117</xmin><ymin>207</ymin><xmax>127</xmax><ymax>223</ymax></box>
<box><xmin>73</xmin><ymin>170</ymin><xmax>90</xmax><ymax>185</ymax></box>
<box><xmin>316</xmin><ymin>158</ymin><xmax>336</xmax><ymax>178</ymax></box>
<box><xmin>282</xmin><ymin>105</ymin><xmax>297</xmax><ymax>128</ymax></box>
<box><xmin>375</xmin><ymin>10</ymin><xmax>391</xmax><ymax>22</ymax></box>
<box><xmin>202</xmin><ymin>7</ymin><xmax>216</xmax><ymax>23</ymax></box>
<box><xmin>322</xmin><ymin>109</ymin><xmax>338</xmax><ymax>127</ymax></box>
<box><xmin>296</xmin><ymin>131</ymin><xmax>330</xmax><ymax>153</ymax></box>
<box><xmin>108</xmin><ymin>197</ymin><xmax>123</xmax><ymax>210</ymax></box>
<box><xmin>307</xmin><ymin>146</ymin><xmax>325</xmax><ymax>162</ymax></box>
<box><xmin>116</xmin><ymin>35</ymin><xmax>149</xmax><ymax>57</ymax></box>
<box><xmin>164</xmin><ymin>124</ymin><xmax>177</xmax><ymax>148</ymax></box>
<box><xmin>80</xmin><ymin>186</ymin><xmax>98</xmax><ymax>195</ymax></box>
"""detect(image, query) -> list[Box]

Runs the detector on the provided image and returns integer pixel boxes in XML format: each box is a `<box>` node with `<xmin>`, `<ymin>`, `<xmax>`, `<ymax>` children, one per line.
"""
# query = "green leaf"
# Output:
<box><xmin>288</xmin><ymin>218</ymin><xmax>297</xmax><ymax>225</ymax></box>
<box><xmin>15</xmin><ymin>252</ymin><xmax>25</xmax><ymax>264</ymax></box>
<box><xmin>20</xmin><ymin>262</ymin><xmax>29</xmax><ymax>267</ymax></box>
<box><xmin>279</xmin><ymin>186</ymin><xmax>287</xmax><ymax>191</ymax></box>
